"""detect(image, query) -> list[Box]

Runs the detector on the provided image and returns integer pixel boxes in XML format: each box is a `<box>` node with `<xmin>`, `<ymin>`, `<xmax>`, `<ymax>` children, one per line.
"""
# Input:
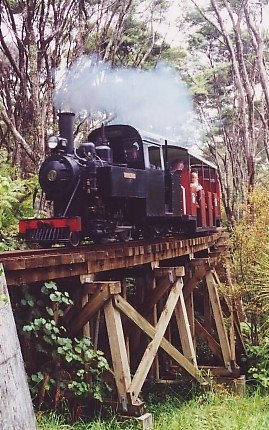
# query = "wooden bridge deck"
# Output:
<box><xmin>0</xmin><ymin>232</ymin><xmax>222</xmax><ymax>286</ymax></box>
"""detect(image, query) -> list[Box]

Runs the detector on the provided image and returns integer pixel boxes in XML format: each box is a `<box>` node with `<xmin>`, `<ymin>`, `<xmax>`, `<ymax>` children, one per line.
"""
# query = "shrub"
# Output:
<box><xmin>20</xmin><ymin>281</ymin><xmax>110</xmax><ymax>410</ymax></box>
<box><xmin>0</xmin><ymin>153</ymin><xmax>37</xmax><ymax>250</ymax></box>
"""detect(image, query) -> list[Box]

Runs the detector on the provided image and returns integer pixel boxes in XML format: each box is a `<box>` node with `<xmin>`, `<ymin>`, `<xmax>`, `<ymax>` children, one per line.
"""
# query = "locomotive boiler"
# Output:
<box><xmin>19</xmin><ymin>112</ymin><xmax>221</xmax><ymax>246</ymax></box>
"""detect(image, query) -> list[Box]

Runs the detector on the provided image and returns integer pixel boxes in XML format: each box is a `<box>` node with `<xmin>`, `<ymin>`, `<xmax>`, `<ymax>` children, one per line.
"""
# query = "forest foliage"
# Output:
<box><xmin>231</xmin><ymin>187</ymin><xmax>269</xmax><ymax>388</ymax></box>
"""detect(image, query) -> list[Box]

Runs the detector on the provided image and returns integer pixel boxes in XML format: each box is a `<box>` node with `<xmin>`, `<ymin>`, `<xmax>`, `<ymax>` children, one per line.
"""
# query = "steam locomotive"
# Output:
<box><xmin>19</xmin><ymin>112</ymin><xmax>221</xmax><ymax>246</ymax></box>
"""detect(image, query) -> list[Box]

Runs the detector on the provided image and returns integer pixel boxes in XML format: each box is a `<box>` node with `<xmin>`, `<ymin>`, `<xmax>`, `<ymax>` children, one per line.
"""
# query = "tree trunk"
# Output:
<box><xmin>0</xmin><ymin>264</ymin><xmax>36</xmax><ymax>430</ymax></box>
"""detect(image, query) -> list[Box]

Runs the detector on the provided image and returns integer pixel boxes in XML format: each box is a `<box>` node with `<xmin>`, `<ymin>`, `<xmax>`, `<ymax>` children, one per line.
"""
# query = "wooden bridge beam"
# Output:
<box><xmin>104</xmin><ymin>299</ymin><xmax>133</xmax><ymax>412</ymax></box>
<box><xmin>174</xmin><ymin>289</ymin><xmax>197</xmax><ymax>366</ymax></box>
<box><xmin>67</xmin><ymin>281</ymin><xmax>121</xmax><ymax>337</ymax></box>
<box><xmin>205</xmin><ymin>270</ymin><xmax>232</xmax><ymax>370</ymax></box>
<box><xmin>127</xmin><ymin>274</ymin><xmax>183</xmax><ymax>402</ymax></box>
<box><xmin>114</xmin><ymin>294</ymin><xmax>205</xmax><ymax>386</ymax></box>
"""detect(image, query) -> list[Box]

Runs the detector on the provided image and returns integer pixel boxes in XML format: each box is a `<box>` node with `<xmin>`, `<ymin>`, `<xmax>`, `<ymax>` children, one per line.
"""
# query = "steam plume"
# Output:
<box><xmin>54</xmin><ymin>55</ymin><xmax>201</xmax><ymax>145</ymax></box>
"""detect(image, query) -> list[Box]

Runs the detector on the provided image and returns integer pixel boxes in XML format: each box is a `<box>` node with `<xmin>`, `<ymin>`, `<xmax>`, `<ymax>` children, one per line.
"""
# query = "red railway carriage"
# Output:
<box><xmin>135</xmin><ymin>129</ymin><xmax>221</xmax><ymax>234</ymax></box>
<box><xmin>19</xmin><ymin>113</ymin><xmax>221</xmax><ymax>246</ymax></box>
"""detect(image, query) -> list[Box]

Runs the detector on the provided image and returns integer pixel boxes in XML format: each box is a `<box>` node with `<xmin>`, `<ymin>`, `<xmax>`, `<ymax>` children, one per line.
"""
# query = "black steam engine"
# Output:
<box><xmin>19</xmin><ymin>112</ymin><xmax>221</xmax><ymax>246</ymax></box>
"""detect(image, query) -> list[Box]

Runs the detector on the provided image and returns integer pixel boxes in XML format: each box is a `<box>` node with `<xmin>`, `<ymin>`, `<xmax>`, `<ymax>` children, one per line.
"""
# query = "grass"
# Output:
<box><xmin>149</xmin><ymin>391</ymin><xmax>269</xmax><ymax>430</ymax></box>
<box><xmin>37</xmin><ymin>391</ymin><xmax>269</xmax><ymax>430</ymax></box>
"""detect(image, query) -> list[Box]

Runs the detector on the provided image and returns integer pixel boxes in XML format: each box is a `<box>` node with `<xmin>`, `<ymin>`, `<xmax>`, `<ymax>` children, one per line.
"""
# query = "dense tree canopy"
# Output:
<box><xmin>185</xmin><ymin>0</ymin><xmax>269</xmax><ymax>223</ymax></box>
<box><xmin>0</xmin><ymin>0</ymin><xmax>170</xmax><ymax>173</ymax></box>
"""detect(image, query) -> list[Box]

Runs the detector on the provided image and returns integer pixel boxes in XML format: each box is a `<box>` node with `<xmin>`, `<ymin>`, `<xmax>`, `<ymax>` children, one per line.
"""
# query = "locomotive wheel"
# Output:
<box><xmin>69</xmin><ymin>231</ymin><xmax>81</xmax><ymax>247</ymax></box>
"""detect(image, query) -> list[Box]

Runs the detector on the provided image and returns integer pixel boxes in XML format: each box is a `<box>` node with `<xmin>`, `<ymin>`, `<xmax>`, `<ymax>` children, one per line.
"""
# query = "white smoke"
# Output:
<box><xmin>54</xmin><ymin>55</ymin><xmax>201</xmax><ymax>145</ymax></box>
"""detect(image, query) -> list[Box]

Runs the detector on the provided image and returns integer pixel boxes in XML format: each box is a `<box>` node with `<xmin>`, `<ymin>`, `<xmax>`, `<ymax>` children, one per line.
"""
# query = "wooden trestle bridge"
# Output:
<box><xmin>0</xmin><ymin>230</ymin><xmax>245</xmax><ymax>418</ymax></box>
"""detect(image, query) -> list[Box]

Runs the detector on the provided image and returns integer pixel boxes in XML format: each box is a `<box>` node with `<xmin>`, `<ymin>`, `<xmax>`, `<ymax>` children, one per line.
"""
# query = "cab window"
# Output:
<box><xmin>148</xmin><ymin>146</ymin><xmax>162</xmax><ymax>169</ymax></box>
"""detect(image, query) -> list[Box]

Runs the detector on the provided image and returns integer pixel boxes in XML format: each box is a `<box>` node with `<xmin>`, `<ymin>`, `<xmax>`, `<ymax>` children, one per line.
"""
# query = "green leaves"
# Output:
<box><xmin>0</xmin><ymin>155</ymin><xmax>37</xmax><ymax>250</ymax></box>
<box><xmin>22</xmin><ymin>281</ymin><xmax>109</xmax><ymax>407</ymax></box>
<box><xmin>247</xmin><ymin>337</ymin><xmax>269</xmax><ymax>389</ymax></box>
<box><xmin>231</xmin><ymin>188</ymin><xmax>269</xmax><ymax>389</ymax></box>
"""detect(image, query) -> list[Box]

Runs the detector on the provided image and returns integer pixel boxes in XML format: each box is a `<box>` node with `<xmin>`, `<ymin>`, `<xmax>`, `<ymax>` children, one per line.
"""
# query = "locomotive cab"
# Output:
<box><xmin>88</xmin><ymin>124</ymin><xmax>145</xmax><ymax>169</ymax></box>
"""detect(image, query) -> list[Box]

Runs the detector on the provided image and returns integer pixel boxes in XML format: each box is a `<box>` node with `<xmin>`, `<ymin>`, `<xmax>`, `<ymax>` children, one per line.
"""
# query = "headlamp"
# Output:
<box><xmin>47</xmin><ymin>136</ymin><xmax>68</xmax><ymax>151</ymax></box>
<box><xmin>48</xmin><ymin>136</ymin><xmax>59</xmax><ymax>149</ymax></box>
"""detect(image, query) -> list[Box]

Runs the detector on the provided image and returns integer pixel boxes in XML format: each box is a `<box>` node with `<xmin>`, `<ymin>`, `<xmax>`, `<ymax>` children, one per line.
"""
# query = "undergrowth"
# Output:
<box><xmin>37</xmin><ymin>390</ymin><xmax>269</xmax><ymax>430</ymax></box>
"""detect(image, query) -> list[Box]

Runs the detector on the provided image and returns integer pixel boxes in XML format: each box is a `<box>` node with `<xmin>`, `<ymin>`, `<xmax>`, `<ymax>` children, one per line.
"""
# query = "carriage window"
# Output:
<box><xmin>148</xmin><ymin>146</ymin><xmax>162</xmax><ymax>169</ymax></box>
<box><xmin>203</xmin><ymin>166</ymin><xmax>210</xmax><ymax>180</ymax></box>
<box><xmin>210</xmin><ymin>169</ymin><xmax>216</xmax><ymax>182</ymax></box>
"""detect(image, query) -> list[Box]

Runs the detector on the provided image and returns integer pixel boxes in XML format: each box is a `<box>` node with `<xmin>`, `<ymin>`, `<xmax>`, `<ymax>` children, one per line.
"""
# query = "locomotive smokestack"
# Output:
<box><xmin>58</xmin><ymin>112</ymin><xmax>75</xmax><ymax>154</ymax></box>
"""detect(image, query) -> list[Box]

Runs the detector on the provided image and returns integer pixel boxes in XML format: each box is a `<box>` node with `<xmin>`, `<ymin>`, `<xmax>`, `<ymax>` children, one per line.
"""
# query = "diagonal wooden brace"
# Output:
<box><xmin>174</xmin><ymin>289</ymin><xmax>197</xmax><ymax>366</ymax></box>
<box><xmin>114</xmin><ymin>295</ymin><xmax>206</xmax><ymax>404</ymax></box>
<box><xmin>67</xmin><ymin>281</ymin><xmax>121</xmax><ymax>337</ymax></box>
<box><xmin>127</xmin><ymin>277</ymin><xmax>183</xmax><ymax>402</ymax></box>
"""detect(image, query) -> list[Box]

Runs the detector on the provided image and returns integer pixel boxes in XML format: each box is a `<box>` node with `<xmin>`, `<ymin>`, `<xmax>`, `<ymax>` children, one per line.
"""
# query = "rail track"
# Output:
<box><xmin>0</xmin><ymin>231</ymin><xmax>223</xmax><ymax>286</ymax></box>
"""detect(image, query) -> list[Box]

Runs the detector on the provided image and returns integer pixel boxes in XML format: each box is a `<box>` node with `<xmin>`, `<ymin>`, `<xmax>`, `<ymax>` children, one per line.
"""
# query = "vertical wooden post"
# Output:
<box><xmin>121</xmin><ymin>278</ymin><xmax>130</xmax><ymax>364</ymax></box>
<box><xmin>205</xmin><ymin>270</ymin><xmax>232</xmax><ymax>370</ymax></box>
<box><xmin>148</xmin><ymin>269</ymin><xmax>159</xmax><ymax>380</ymax></box>
<box><xmin>104</xmin><ymin>298</ymin><xmax>132</xmax><ymax>411</ymax></box>
<box><xmin>0</xmin><ymin>264</ymin><xmax>36</xmax><ymax>430</ymax></box>
<box><xmin>183</xmin><ymin>263</ymin><xmax>207</xmax><ymax>346</ymax></box>
<box><xmin>80</xmin><ymin>274</ymin><xmax>95</xmax><ymax>338</ymax></box>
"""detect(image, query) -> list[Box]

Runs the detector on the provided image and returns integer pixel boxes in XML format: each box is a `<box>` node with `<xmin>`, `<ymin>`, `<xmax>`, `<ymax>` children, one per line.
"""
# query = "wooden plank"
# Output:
<box><xmin>205</xmin><ymin>271</ymin><xmax>232</xmax><ymax>369</ymax></box>
<box><xmin>229</xmin><ymin>307</ymin><xmax>236</xmax><ymax>363</ymax></box>
<box><xmin>185</xmin><ymin>291</ymin><xmax>195</xmax><ymax>341</ymax></box>
<box><xmin>145</xmin><ymin>273</ymin><xmax>159</xmax><ymax>381</ymax></box>
<box><xmin>174</xmin><ymin>289</ymin><xmax>197</xmax><ymax>366</ymax></box>
<box><xmin>5</xmin><ymin>262</ymin><xmax>89</xmax><ymax>285</ymax></box>
<box><xmin>104</xmin><ymin>299</ymin><xmax>132</xmax><ymax>411</ymax></box>
<box><xmin>81</xmin><ymin>274</ymin><xmax>95</xmax><ymax>338</ymax></box>
<box><xmin>2</xmin><ymin>232</ymin><xmax>223</xmax><ymax>286</ymax></box>
<box><xmin>233</xmin><ymin>309</ymin><xmax>247</xmax><ymax>355</ymax></box>
<box><xmin>183</xmin><ymin>265</ymin><xmax>207</xmax><ymax>299</ymax></box>
<box><xmin>128</xmin><ymin>278</ymin><xmax>182</xmax><ymax>401</ymax></box>
<box><xmin>153</xmin><ymin>267</ymin><xmax>185</xmax><ymax>278</ymax></box>
<box><xmin>68</xmin><ymin>282</ymin><xmax>121</xmax><ymax>337</ymax></box>
<box><xmin>114</xmin><ymin>295</ymin><xmax>205</xmax><ymax>387</ymax></box>
<box><xmin>214</xmin><ymin>257</ymin><xmax>246</xmax><ymax>354</ymax></box>
<box><xmin>182</xmin><ymin>269</ymin><xmax>195</xmax><ymax>342</ymax></box>
<box><xmin>0</xmin><ymin>264</ymin><xmax>36</xmax><ymax>429</ymax></box>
